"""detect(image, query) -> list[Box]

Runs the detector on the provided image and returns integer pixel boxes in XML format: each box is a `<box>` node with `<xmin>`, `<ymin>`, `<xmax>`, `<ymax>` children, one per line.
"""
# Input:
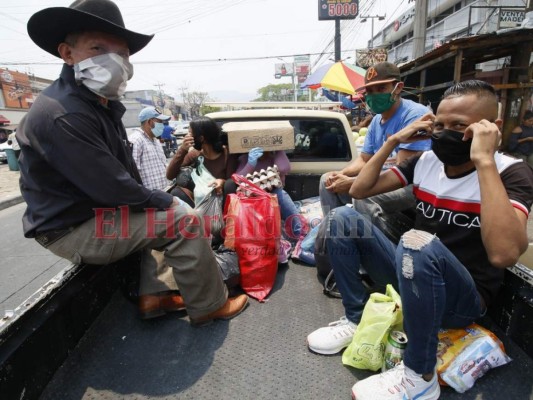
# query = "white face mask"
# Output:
<box><xmin>73</xmin><ymin>53</ymin><xmax>133</xmax><ymax>101</ymax></box>
<box><xmin>152</xmin><ymin>122</ymin><xmax>165</xmax><ymax>137</ymax></box>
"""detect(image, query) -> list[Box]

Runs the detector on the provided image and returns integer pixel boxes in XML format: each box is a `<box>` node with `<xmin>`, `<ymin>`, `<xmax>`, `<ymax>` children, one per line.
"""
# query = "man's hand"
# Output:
<box><xmin>392</xmin><ymin>113</ymin><xmax>435</xmax><ymax>144</ymax></box>
<box><xmin>210</xmin><ymin>178</ymin><xmax>225</xmax><ymax>195</ymax></box>
<box><xmin>325</xmin><ymin>171</ymin><xmax>342</xmax><ymax>187</ymax></box>
<box><xmin>247</xmin><ymin>147</ymin><xmax>264</xmax><ymax>167</ymax></box>
<box><xmin>325</xmin><ymin>173</ymin><xmax>354</xmax><ymax>194</ymax></box>
<box><xmin>464</xmin><ymin>119</ymin><xmax>501</xmax><ymax>166</ymax></box>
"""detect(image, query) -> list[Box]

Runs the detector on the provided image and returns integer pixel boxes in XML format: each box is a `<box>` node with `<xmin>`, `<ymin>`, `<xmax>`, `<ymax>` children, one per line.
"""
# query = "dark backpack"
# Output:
<box><xmin>314</xmin><ymin>218</ymin><xmax>341</xmax><ymax>298</ymax></box>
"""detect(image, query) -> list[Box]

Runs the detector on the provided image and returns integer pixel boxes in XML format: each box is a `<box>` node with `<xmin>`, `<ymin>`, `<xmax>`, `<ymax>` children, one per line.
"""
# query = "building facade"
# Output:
<box><xmin>369</xmin><ymin>0</ymin><xmax>526</xmax><ymax>64</ymax></box>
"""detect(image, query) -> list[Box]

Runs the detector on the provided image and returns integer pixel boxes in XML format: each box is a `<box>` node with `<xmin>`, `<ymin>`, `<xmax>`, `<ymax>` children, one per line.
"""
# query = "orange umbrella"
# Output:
<box><xmin>301</xmin><ymin>62</ymin><xmax>366</xmax><ymax>95</ymax></box>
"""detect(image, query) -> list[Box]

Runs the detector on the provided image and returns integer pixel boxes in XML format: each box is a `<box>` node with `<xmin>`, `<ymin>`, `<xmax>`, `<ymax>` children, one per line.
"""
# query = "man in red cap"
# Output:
<box><xmin>17</xmin><ymin>0</ymin><xmax>248</xmax><ymax>325</ymax></box>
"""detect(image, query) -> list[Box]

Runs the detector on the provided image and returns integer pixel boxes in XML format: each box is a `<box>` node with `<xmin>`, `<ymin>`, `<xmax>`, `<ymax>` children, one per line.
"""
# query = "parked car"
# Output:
<box><xmin>0</xmin><ymin>141</ymin><xmax>11</xmax><ymax>164</ymax></box>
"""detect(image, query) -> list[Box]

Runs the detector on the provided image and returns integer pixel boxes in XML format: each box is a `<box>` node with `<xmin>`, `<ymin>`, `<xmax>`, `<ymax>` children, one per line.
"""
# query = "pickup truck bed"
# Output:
<box><xmin>2</xmin><ymin>109</ymin><xmax>532</xmax><ymax>399</ymax></box>
<box><xmin>38</xmin><ymin>260</ymin><xmax>533</xmax><ymax>400</ymax></box>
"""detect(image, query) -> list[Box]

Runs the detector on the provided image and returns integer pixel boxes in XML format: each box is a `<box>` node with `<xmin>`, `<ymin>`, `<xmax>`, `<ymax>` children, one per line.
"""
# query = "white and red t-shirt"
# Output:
<box><xmin>392</xmin><ymin>151</ymin><xmax>533</xmax><ymax>304</ymax></box>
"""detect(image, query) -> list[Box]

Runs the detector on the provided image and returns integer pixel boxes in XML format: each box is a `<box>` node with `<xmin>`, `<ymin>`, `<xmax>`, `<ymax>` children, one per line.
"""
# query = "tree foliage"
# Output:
<box><xmin>179</xmin><ymin>86</ymin><xmax>212</xmax><ymax>118</ymax></box>
<box><xmin>253</xmin><ymin>83</ymin><xmax>315</xmax><ymax>102</ymax></box>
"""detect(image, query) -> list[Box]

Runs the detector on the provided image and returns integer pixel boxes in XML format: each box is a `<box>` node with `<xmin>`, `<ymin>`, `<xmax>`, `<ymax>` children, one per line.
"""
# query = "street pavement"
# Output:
<box><xmin>0</xmin><ymin>163</ymin><xmax>71</xmax><ymax>315</ymax></box>
<box><xmin>0</xmin><ymin>161</ymin><xmax>532</xmax><ymax>315</ymax></box>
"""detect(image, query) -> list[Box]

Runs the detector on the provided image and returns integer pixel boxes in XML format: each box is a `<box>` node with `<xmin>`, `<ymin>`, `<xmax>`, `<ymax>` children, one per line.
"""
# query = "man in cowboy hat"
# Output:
<box><xmin>319</xmin><ymin>61</ymin><xmax>432</xmax><ymax>243</ymax></box>
<box><xmin>16</xmin><ymin>0</ymin><xmax>248</xmax><ymax>325</ymax></box>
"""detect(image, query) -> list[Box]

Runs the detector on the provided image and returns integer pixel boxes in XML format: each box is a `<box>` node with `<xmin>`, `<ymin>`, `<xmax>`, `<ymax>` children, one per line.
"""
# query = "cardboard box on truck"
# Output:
<box><xmin>222</xmin><ymin>121</ymin><xmax>295</xmax><ymax>154</ymax></box>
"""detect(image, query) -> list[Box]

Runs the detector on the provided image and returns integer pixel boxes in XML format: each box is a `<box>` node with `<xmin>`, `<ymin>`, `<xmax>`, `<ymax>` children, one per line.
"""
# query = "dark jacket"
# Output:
<box><xmin>17</xmin><ymin>64</ymin><xmax>173</xmax><ymax>237</ymax></box>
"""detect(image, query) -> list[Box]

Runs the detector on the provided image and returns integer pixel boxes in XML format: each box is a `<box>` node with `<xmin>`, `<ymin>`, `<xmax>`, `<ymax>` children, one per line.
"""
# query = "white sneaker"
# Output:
<box><xmin>351</xmin><ymin>362</ymin><xmax>440</xmax><ymax>400</ymax></box>
<box><xmin>307</xmin><ymin>317</ymin><xmax>357</xmax><ymax>355</ymax></box>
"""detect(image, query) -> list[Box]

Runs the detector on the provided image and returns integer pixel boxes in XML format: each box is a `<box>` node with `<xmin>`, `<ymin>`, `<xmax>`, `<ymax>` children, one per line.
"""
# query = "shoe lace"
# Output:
<box><xmin>378</xmin><ymin>363</ymin><xmax>416</xmax><ymax>396</ymax></box>
<box><xmin>327</xmin><ymin>317</ymin><xmax>356</xmax><ymax>337</ymax></box>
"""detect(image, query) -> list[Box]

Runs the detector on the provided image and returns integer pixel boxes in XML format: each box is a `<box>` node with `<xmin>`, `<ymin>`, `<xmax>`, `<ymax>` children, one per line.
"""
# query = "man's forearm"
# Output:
<box><xmin>350</xmin><ymin>138</ymin><xmax>398</xmax><ymax>197</ymax></box>
<box><xmin>341</xmin><ymin>156</ymin><xmax>366</xmax><ymax>176</ymax></box>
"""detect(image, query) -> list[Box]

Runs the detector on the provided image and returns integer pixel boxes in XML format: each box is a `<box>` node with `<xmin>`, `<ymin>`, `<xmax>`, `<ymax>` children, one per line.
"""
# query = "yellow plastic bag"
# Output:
<box><xmin>342</xmin><ymin>284</ymin><xmax>403</xmax><ymax>371</ymax></box>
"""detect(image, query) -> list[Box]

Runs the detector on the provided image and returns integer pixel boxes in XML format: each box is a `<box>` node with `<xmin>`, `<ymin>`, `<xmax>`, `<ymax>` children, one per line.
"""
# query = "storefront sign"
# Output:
<box><xmin>500</xmin><ymin>9</ymin><xmax>525</xmax><ymax>28</ymax></box>
<box><xmin>0</xmin><ymin>69</ymin><xmax>32</xmax><ymax>109</ymax></box>
<box><xmin>274</xmin><ymin>63</ymin><xmax>294</xmax><ymax>77</ymax></box>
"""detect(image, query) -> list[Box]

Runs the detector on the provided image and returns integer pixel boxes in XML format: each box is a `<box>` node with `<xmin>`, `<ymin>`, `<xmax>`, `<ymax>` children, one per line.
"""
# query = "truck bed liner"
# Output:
<box><xmin>40</xmin><ymin>261</ymin><xmax>533</xmax><ymax>400</ymax></box>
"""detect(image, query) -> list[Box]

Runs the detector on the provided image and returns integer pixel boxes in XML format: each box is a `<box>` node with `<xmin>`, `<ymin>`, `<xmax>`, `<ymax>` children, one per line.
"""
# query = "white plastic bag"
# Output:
<box><xmin>191</xmin><ymin>156</ymin><xmax>215</xmax><ymax>205</ymax></box>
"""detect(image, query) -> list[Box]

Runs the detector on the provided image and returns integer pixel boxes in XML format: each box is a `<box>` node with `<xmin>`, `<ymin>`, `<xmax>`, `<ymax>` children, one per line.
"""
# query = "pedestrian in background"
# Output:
<box><xmin>508</xmin><ymin>110</ymin><xmax>533</xmax><ymax>167</ymax></box>
<box><xmin>129</xmin><ymin>106</ymin><xmax>171</xmax><ymax>191</ymax></box>
<box><xmin>8</xmin><ymin>131</ymin><xmax>20</xmax><ymax>159</ymax></box>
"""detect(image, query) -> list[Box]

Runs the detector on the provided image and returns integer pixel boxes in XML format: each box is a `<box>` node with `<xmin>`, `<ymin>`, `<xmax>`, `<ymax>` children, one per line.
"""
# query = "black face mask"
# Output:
<box><xmin>431</xmin><ymin>129</ymin><xmax>472</xmax><ymax>166</ymax></box>
<box><xmin>193</xmin><ymin>135</ymin><xmax>203</xmax><ymax>151</ymax></box>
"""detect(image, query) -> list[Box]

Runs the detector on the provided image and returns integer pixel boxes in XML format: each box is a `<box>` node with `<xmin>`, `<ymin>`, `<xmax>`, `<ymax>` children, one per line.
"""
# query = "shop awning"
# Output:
<box><xmin>0</xmin><ymin>115</ymin><xmax>10</xmax><ymax>124</ymax></box>
<box><xmin>1</xmin><ymin>124</ymin><xmax>17</xmax><ymax>131</ymax></box>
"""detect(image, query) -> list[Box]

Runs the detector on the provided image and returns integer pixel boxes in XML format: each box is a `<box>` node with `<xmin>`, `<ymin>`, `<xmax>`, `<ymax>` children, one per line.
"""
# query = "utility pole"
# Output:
<box><xmin>291</xmin><ymin>61</ymin><xmax>298</xmax><ymax>102</ymax></box>
<box><xmin>334</xmin><ymin>19</ymin><xmax>341</xmax><ymax>61</ymax></box>
<box><xmin>360</xmin><ymin>14</ymin><xmax>386</xmax><ymax>49</ymax></box>
<box><xmin>412</xmin><ymin>0</ymin><xmax>428</xmax><ymax>59</ymax></box>
<box><xmin>154</xmin><ymin>82</ymin><xmax>165</xmax><ymax>109</ymax></box>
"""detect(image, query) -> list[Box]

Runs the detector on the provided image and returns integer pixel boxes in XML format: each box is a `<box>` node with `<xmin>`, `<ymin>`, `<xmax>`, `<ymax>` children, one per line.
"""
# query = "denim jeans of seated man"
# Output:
<box><xmin>325</xmin><ymin>206</ymin><xmax>484</xmax><ymax>375</ymax></box>
<box><xmin>319</xmin><ymin>173</ymin><xmax>416</xmax><ymax>244</ymax></box>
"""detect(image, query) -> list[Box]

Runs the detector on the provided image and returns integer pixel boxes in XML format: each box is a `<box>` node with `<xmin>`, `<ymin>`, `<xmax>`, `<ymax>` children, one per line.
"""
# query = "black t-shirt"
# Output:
<box><xmin>392</xmin><ymin>151</ymin><xmax>533</xmax><ymax>305</ymax></box>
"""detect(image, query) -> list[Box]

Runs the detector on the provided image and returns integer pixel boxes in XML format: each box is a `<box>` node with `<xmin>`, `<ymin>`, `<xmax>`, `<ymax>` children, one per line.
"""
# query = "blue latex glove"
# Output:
<box><xmin>247</xmin><ymin>147</ymin><xmax>264</xmax><ymax>167</ymax></box>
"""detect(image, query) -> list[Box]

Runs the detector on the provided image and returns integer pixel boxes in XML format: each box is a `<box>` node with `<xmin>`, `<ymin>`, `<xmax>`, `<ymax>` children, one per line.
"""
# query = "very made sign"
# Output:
<box><xmin>500</xmin><ymin>9</ymin><xmax>525</xmax><ymax>28</ymax></box>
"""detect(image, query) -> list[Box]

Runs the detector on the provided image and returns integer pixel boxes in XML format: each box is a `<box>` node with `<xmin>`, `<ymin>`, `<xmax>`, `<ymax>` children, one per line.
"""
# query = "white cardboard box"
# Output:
<box><xmin>223</xmin><ymin>121</ymin><xmax>295</xmax><ymax>154</ymax></box>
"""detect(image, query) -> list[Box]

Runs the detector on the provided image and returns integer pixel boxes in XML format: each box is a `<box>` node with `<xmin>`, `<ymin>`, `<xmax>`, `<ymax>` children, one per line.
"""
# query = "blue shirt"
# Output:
<box><xmin>362</xmin><ymin>99</ymin><xmax>431</xmax><ymax>168</ymax></box>
<box><xmin>161</xmin><ymin>125</ymin><xmax>174</xmax><ymax>140</ymax></box>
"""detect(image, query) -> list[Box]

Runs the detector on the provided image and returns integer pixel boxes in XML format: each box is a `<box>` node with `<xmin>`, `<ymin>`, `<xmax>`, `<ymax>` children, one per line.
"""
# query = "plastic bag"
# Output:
<box><xmin>223</xmin><ymin>174</ymin><xmax>281</xmax><ymax>301</ymax></box>
<box><xmin>296</xmin><ymin>197</ymin><xmax>323</xmax><ymax>232</ymax></box>
<box><xmin>175</xmin><ymin>165</ymin><xmax>195</xmax><ymax>192</ymax></box>
<box><xmin>437</xmin><ymin>323</ymin><xmax>511</xmax><ymax>393</ymax></box>
<box><xmin>191</xmin><ymin>156</ymin><xmax>215</xmax><ymax>205</ymax></box>
<box><xmin>214</xmin><ymin>245</ymin><xmax>240</xmax><ymax>290</ymax></box>
<box><xmin>291</xmin><ymin>224</ymin><xmax>319</xmax><ymax>265</ymax></box>
<box><xmin>194</xmin><ymin>188</ymin><xmax>224</xmax><ymax>243</ymax></box>
<box><xmin>342</xmin><ymin>284</ymin><xmax>403</xmax><ymax>371</ymax></box>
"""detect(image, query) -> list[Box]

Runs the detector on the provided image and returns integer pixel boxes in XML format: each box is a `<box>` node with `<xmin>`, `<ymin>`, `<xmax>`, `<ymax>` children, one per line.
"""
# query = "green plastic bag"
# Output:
<box><xmin>342</xmin><ymin>284</ymin><xmax>403</xmax><ymax>371</ymax></box>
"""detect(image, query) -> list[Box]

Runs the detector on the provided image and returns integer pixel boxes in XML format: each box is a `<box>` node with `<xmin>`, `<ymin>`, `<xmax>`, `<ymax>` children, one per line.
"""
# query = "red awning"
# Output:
<box><xmin>0</xmin><ymin>115</ymin><xmax>10</xmax><ymax>124</ymax></box>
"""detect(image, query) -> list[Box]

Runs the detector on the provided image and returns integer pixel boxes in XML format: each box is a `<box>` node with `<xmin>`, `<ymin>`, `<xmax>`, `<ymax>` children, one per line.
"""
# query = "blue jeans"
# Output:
<box><xmin>326</xmin><ymin>207</ymin><xmax>484</xmax><ymax>375</ymax></box>
<box><xmin>319</xmin><ymin>173</ymin><xmax>416</xmax><ymax>243</ymax></box>
<box><xmin>272</xmin><ymin>187</ymin><xmax>302</xmax><ymax>239</ymax></box>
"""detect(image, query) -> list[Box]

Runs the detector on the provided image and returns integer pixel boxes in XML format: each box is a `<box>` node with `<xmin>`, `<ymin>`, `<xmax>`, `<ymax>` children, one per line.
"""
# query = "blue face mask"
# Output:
<box><xmin>151</xmin><ymin>122</ymin><xmax>164</xmax><ymax>137</ymax></box>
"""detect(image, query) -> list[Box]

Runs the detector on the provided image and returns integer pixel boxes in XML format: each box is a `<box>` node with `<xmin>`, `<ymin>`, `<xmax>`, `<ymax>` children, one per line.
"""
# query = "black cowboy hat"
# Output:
<box><xmin>27</xmin><ymin>0</ymin><xmax>153</xmax><ymax>57</ymax></box>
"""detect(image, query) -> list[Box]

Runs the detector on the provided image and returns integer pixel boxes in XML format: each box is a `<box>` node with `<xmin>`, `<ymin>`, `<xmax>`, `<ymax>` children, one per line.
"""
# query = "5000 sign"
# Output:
<box><xmin>319</xmin><ymin>0</ymin><xmax>359</xmax><ymax>20</ymax></box>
